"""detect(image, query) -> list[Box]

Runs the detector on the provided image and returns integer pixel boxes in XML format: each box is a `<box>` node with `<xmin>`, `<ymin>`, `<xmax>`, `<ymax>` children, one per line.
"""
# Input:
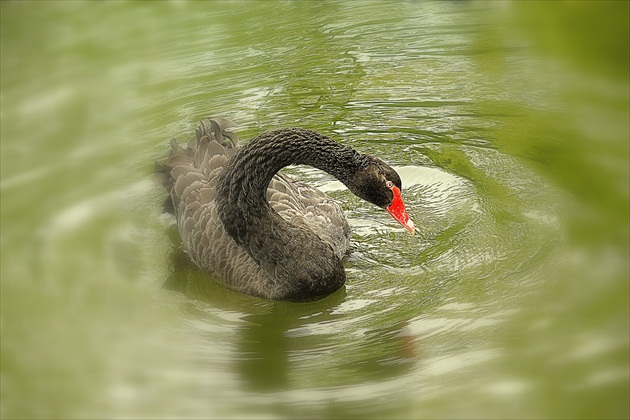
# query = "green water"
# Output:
<box><xmin>1</xmin><ymin>1</ymin><xmax>628</xmax><ymax>418</ymax></box>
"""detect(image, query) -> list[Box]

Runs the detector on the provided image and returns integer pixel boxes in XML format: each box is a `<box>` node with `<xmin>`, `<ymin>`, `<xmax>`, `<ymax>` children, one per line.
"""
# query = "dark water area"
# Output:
<box><xmin>1</xmin><ymin>1</ymin><xmax>628</xmax><ymax>418</ymax></box>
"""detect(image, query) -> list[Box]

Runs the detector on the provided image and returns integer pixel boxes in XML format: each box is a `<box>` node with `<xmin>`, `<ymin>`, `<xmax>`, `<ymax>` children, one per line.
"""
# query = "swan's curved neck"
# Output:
<box><xmin>217</xmin><ymin>128</ymin><xmax>368</xmax><ymax>232</ymax></box>
<box><xmin>215</xmin><ymin>128</ymin><xmax>368</xmax><ymax>300</ymax></box>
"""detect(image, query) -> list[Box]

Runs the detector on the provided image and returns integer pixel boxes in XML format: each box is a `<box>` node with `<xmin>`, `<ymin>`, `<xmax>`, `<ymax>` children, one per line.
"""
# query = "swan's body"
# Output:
<box><xmin>157</xmin><ymin>118</ymin><xmax>413</xmax><ymax>301</ymax></box>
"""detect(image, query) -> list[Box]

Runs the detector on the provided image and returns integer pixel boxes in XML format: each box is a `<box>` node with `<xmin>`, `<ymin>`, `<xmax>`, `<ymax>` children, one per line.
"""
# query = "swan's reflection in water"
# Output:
<box><xmin>163</xmin><ymin>240</ymin><xmax>416</xmax><ymax>395</ymax></box>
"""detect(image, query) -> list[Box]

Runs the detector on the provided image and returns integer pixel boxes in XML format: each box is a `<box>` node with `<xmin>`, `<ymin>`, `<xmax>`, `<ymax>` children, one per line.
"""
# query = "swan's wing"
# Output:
<box><xmin>156</xmin><ymin>118</ymin><xmax>274</xmax><ymax>294</ymax></box>
<box><xmin>267</xmin><ymin>173</ymin><xmax>351</xmax><ymax>259</ymax></box>
<box><xmin>155</xmin><ymin>118</ymin><xmax>239</xmax><ymax>214</ymax></box>
<box><xmin>155</xmin><ymin>118</ymin><xmax>241</xmax><ymax>254</ymax></box>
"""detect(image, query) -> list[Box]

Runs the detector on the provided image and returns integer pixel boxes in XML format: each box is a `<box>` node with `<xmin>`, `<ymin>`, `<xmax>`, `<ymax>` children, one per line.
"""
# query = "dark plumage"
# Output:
<box><xmin>156</xmin><ymin>118</ymin><xmax>414</xmax><ymax>301</ymax></box>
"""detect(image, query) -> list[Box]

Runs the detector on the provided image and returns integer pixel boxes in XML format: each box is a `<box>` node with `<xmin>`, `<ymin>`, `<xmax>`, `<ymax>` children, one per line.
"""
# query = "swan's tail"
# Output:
<box><xmin>155</xmin><ymin>117</ymin><xmax>239</xmax><ymax>214</ymax></box>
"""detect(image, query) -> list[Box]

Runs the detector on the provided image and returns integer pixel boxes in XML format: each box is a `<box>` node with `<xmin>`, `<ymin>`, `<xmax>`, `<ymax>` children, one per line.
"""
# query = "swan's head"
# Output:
<box><xmin>350</xmin><ymin>157</ymin><xmax>415</xmax><ymax>233</ymax></box>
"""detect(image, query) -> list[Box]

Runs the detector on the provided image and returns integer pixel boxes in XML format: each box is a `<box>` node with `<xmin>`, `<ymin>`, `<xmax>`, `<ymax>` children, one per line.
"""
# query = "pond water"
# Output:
<box><xmin>2</xmin><ymin>1</ymin><xmax>628</xmax><ymax>419</ymax></box>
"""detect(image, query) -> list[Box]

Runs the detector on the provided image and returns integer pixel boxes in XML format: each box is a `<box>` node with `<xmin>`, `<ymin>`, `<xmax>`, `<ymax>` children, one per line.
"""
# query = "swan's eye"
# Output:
<box><xmin>386</xmin><ymin>181</ymin><xmax>394</xmax><ymax>189</ymax></box>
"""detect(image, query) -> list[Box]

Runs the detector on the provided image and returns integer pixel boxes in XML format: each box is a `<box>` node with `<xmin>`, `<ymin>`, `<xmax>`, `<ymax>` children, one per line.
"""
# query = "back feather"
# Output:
<box><xmin>155</xmin><ymin>117</ymin><xmax>239</xmax><ymax>214</ymax></box>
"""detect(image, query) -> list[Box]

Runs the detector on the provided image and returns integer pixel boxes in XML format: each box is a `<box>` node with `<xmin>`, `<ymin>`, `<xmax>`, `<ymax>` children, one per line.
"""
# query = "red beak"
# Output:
<box><xmin>386</xmin><ymin>186</ymin><xmax>415</xmax><ymax>233</ymax></box>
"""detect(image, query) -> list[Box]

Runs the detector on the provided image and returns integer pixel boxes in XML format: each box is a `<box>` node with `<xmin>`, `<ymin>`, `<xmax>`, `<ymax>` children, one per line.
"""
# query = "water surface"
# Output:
<box><xmin>1</xmin><ymin>1</ymin><xmax>628</xmax><ymax>418</ymax></box>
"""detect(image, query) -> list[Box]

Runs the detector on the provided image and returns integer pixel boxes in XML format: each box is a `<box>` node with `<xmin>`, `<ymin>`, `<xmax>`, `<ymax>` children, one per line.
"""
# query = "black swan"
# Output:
<box><xmin>156</xmin><ymin>118</ymin><xmax>414</xmax><ymax>301</ymax></box>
